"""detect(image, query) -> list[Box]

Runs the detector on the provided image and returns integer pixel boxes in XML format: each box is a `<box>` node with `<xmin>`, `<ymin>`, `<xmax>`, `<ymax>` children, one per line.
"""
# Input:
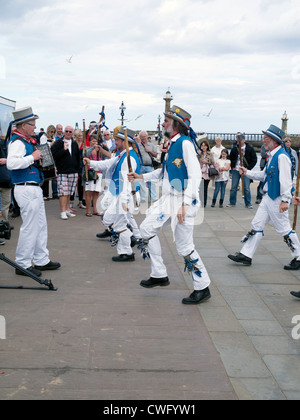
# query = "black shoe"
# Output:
<box><xmin>140</xmin><ymin>276</ymin><xmax>170</xmax><ymax>288</ymax></box>
<box><xmin>284</xmin><ymin>258</ymin><xmax>300</xmax><ymax>270</ymax></box>
<box><xmin>228</xmin><ymin>252</ymin><xmax>252</xmax><ymax>266</ymax></box>
<box><xmin>290</xmin><ymin>291</ymin><xmax>300</xmax><ymax>298</ymax></box>
<box><xmin>112</xmin><ymin>253</ymin><xmax>135</xmax><ymax>262</ymax></box>
<box><xmin>15</xmin><ymin>266</ymin><xmax>42</xmax><ymax>277</ymax></box>
<box><xmin>131</xmin><ymin>236</ymin><xmax>140</xmax><ymax>247</ymax></box>
<box><xmin>182</xmin><ymin>287</ymin><xmax>211</xmax><ymax>305</ymax></box>
<box><xmin>96</xmin><ymin>230</ymin><xmax>112</xmax><ymax>239</ymax></box>
<box><xmin>34</xmin><ymin>261</ymin><xmax>61</xmax><ymax>271</ymax></box>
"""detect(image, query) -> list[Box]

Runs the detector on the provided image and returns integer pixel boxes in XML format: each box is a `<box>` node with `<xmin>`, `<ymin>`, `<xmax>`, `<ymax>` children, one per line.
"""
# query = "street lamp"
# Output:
<box><xmin>119</xmin><ymin>101</ymin><xmax>126</xmax><ymax>125</ymax></box>
<box><xmin>157</xmin><ymin>114</ymin><xmax>161</xmax><ymax>145</ymax></box>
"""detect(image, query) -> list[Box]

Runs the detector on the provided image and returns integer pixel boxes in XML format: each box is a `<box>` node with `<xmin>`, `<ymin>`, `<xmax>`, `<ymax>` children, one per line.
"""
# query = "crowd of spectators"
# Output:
<box><xmin>1</xmin><ymin>123</ymin><xmax>299</xmax><ymax>244</ymax></box>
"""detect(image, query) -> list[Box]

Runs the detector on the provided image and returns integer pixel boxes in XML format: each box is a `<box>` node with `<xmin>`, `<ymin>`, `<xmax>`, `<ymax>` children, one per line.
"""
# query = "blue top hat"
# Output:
<box><xmin>262</xmin><ymin>124</ymin><xmax>285</xmax><ymax>144</ymax></box>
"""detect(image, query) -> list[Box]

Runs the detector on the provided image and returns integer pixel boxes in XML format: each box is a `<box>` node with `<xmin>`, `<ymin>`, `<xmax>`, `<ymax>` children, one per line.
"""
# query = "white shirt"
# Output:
<box><xmin>7</xmin><ymin>139</ymin><xmax>35</xmax><ymax>170</ymax></box>
<box><xmin>246</xmin><ymin>145</ymin><xmax>292</xmax><ymax>202</ymax></box>
<box><xmin>39</xmin><ymin>134</ymin><xmax>48</xmax><ymax>145</ymax></box>
<box><xmin>215</xmin><ymin>158</ymin><xmax>230</xmax><ymax>182</ymax></box>
<box><xmin>64</xmin><ymin>139</ymin><xmax>72</xmax><ymax>155</ymax></box>
<box><xmin>211</xmin><ymin>145</ymin><xmax>225</xmax><ymax>162</ymax></box>
<box><xmin>143</xmin><ymin>134</ymin><xmax>201</xmax><ymax>206</ymax></box>
<box><xmin>89</xmin><ymin>148</ymin><xmax>138</xmax><ymax>203</ymax></box>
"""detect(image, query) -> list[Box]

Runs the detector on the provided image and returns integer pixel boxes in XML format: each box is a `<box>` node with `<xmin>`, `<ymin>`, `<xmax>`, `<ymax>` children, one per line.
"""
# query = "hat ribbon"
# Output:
<box><xmin>4</xmin><ymin>113</ymin><xmax>35</xmax><ymax>146</ymax></box>
<box><xmin>168</xmin><ymin>110</ymin><xmax>191</xmax><ymax>127</ymax></box>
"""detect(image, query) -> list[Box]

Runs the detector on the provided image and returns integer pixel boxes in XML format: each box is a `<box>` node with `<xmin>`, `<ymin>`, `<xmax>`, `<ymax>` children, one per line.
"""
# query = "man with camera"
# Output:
<box><xmin>6</xmin><ymin>106</ymin><xmax>60</xmax><ymax>276</ymax></box>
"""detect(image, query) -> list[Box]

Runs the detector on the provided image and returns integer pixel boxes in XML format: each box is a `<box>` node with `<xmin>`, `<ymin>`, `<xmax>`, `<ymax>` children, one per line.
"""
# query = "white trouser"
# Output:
<box><xmin>14</xmin><ymin>185</ymin><xmax>50</xmax><ymax>269</ymax></box>
<box><xmin>241</xmin><ymin>194</ymin><xmax>300</xmax><ymax>259</ymax></box>
<box><xmin>139</xmin><ymin>195</ymin><xmax>210</xmax><ymax>290</ymax></box>
<box><xmin>102</xmin><ymin>194</ymin><xmax>136</xmax><ymax>255</ymax></box>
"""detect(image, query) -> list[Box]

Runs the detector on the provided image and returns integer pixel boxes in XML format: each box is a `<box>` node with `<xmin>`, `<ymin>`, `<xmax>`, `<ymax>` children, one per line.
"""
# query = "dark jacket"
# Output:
<box><xmin>51</xmin><ymin>138</ymin><xmax>80</xmax><ymax>174</ymax></box>
<box><xmin>0</xmin><ymin>139</ymin><xmax>11</xmax><ymax>188</ymax></box>
<box><xmin>229</xmin><ymin>143</ymin><xmax>257</xmax><ymax>170</ymax></box>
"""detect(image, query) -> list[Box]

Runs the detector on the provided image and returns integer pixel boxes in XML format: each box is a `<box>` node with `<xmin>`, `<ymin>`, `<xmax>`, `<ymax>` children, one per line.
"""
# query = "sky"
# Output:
<box><xmin>1</xmin><ymin>0</ymin><xmax>300</xmax><ymax>135</ymax></box>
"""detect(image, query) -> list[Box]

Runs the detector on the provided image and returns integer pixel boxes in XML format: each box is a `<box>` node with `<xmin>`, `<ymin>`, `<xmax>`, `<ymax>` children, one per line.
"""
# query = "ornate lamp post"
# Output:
<box><xmin>163</xmin><ymin>88</ymin><xmax>173</xmax><ymax>113</ymax></box>
<box><xmin>157</xmin><ymin>114</ymin><xmax>161</xmax><ymax>145</ymax></box>
<box><xmin>281</xmin><ymin>110</ymin><xmax>288</xmax><ymax>134</ymax></box>
<box><xmin>119</xmin><ymin>101</ymin><xmax>126</xmax><ymax>125</ymax></box>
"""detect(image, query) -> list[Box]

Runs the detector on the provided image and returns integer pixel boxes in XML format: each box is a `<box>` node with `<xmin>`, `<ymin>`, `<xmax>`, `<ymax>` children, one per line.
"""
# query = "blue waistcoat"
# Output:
<box><xmin>163</xmin><ymin>135</ymin><xmax>190</xmax><ymax>191</ymax></box>
<box><xmin>8</xmin><ymin>134</ymin><xmax>43</xmax><ymax>184</ymax></box>
<box><xmin>265</xmin><ymin>148</ymin><xmax>291</xmax><ymax>200</ymax></box>
<box><xmin>109</xmin><ymin>149</ymin><xmax>140</xmax><ymax>196</ymax></box>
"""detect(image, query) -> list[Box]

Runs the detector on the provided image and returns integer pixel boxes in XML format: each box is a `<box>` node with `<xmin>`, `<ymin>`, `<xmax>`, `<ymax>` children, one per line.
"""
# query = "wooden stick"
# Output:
<box><xmin>83</xmin><ymin>119</ymin><xmax>88</xmax><ymax>183</ymax></box>
<box><xmin>293</xmin><ymin>151</ymin><xmax>300</xmax><ymax>230</ymax></box>
<box><xmin>237</xmin><ymin>134</ymin><xmax>245</xmax><ymax>196</ymax></box>
<box><xmin>95</xmin><ymin>106</ymin><xmax>105</xmax><ymax>181</ymax></box>
<box><xmin>124</xmin><ymin>128</ymin><xmax>138</xmax><ymax>207</ymax></box>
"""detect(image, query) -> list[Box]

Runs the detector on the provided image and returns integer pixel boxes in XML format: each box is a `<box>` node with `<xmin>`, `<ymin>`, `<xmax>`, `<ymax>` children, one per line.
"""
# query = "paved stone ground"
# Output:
<box><xmin>0</xmin><ymin>182</ymin><xmax>300</xmax><ymax>400</ymax></box>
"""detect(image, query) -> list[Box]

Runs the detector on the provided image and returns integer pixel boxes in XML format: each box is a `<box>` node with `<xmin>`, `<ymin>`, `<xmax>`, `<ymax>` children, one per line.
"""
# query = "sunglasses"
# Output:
<box><xmin>65</xmin><ymin>130</ymin><xmax>73</xmax><ymax>133</ymax></box>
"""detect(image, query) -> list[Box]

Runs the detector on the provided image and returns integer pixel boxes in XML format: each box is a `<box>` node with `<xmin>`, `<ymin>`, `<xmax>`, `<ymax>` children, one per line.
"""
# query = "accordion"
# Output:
<box><xmin>36</xmin><ymin>143</ymin><xmax>56</xmax><ymax>181</ymax></box>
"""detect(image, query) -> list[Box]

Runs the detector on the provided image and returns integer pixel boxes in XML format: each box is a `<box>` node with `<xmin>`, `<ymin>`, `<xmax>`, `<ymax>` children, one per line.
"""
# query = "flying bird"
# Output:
<box><xmin>66</xmin><ymin>55</ymin><xmax>73</xmax><ymax>63</ymax></box>
<box><xmin>126</xmin><ymin>114</ymin><xmax>144</xmax><ymax>123</ymax></box>
<box><xmin>135</xmin><ymin>114</ymin><xmax>143</xmax><ymax>120</ymax></box>
<box><xmin>203</xmin><ymin>108</ymin><xmax>213</xmax><ymax>117</ymax></box>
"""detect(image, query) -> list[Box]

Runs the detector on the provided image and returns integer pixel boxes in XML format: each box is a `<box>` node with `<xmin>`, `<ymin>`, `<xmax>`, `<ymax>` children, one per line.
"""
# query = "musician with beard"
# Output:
<box><xmin>128</xmin><ymin>105</ymin><xmax>211</xmax><ymax>305</ymax></box>
<box><xmin>6</xmin><ymin>107</ymin><xmax>61</xmax><ymax>277</ymax></box>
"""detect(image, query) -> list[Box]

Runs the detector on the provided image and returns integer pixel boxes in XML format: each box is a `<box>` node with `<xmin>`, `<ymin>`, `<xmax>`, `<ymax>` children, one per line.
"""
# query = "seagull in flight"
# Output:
<box><xmin>203</xmin><ymin>108</ymin><xmax>213</xmax><ymax>117</ymax></box>
<box><xmin>66</xmin><ymin>55</ymin><xmax>73</xmax><ymax>63</ymax></box>
<box><xmin>126</xmin><ymin>114</ymin><xmax>144</xmax><ymax>123</ymax></box>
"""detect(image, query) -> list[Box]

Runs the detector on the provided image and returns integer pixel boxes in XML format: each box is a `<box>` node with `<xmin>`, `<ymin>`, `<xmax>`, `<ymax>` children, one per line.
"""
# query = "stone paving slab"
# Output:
<box><xmin>195</xmin><ymin>185</ymin><xmax>300</xmax><ymax>400</ymax></box>
<box><xmin>0</xmin><ymin>197</ymin><xmax>236</xmax><ymax>400</ymax></box>
<box><xmin>1</xmin><ymin>182</ymin><xmax>300</xmax><ymax>400</ymax></box>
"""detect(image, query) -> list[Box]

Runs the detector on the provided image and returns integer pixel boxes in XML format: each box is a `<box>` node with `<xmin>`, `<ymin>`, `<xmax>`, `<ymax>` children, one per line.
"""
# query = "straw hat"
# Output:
<box><xmin>164</xmin><ymin>105</ymin><xmax>191</xmax><ymax>128</ymax></box>
<box><xmin>114</xmin><ymin>126</ymin><xmax>135</xmax><ymax>143</ymax></box>
<box><xmin>12</xmin><ymin>106</ymin><xmax>39</xmax><ymax>125</ymax></box>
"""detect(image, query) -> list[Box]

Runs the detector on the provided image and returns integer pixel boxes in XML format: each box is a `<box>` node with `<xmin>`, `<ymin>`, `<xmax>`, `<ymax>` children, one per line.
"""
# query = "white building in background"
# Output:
<box><xmin>0</xmin><ymin>96</ymin><xmax>16</xmax><ymax>139</ymax></box>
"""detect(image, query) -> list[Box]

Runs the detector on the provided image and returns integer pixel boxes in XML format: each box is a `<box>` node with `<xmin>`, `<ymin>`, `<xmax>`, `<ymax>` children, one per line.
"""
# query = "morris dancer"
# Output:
<box><xmin>228</xmin><ymin>124</ymin><xmax>300</xmax><ymax>270</ymax></box>
<box><xmin>128</xmin><ymin>105</ymin><xmax>211</xmax><ymax>305</ymax></box>
<box><xmin>6</xmin><ymin>106</ymin><xmax>60</xmax><ymax>276</ymax></box>
<box><xmin>83</xmin><ymin>126</ymin><xmax>140</xmax><ymax>261</ymax></box>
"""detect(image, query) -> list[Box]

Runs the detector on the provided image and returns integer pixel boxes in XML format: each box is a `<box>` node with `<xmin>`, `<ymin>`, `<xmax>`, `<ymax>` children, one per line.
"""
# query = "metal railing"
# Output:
<box><xmin>203</xmin><ymin>133</ymin><xmax>300</xmax><ymax>142</ymax></box>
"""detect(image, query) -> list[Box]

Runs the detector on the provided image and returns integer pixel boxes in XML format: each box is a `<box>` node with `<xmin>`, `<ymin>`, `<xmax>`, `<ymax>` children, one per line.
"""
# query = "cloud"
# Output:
<box><xmin>1</xmin><ymin>0</ymin><xmax>300</xmax><ymax>134</ymax></box>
